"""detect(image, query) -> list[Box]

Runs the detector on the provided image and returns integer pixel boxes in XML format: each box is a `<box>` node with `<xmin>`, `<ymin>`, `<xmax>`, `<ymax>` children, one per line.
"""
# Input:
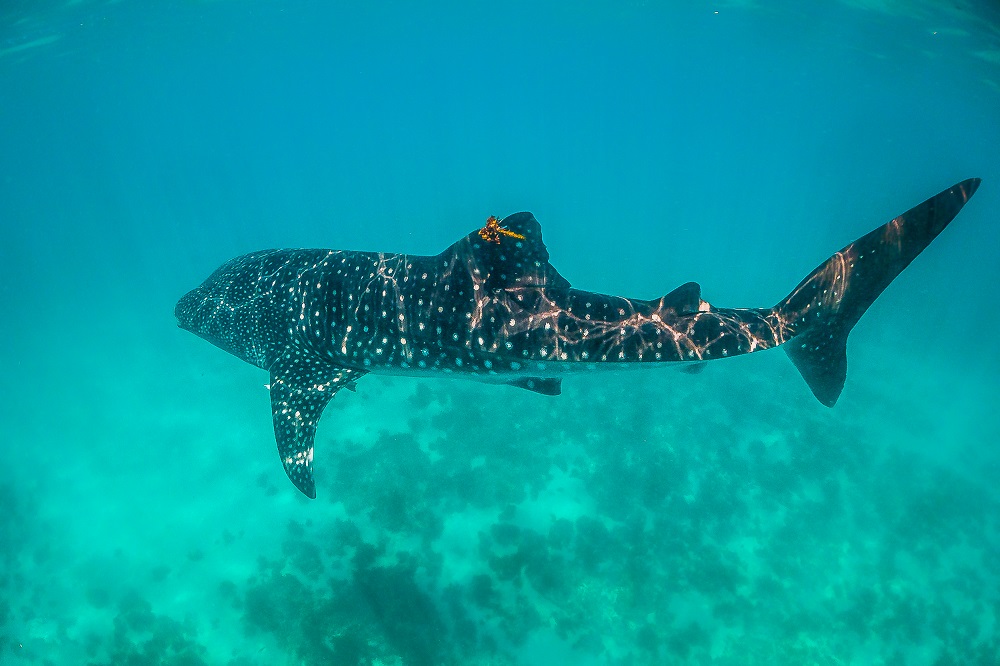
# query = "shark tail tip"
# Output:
<box><xmin>779</xmin><ymin>179</ymin><xmax>980</xmax><ymax>406</ymax></box>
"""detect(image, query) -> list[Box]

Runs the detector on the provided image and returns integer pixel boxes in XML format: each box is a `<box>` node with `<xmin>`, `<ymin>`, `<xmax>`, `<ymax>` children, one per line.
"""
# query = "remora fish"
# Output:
<box><xmin>176</xmin><ymin>179</ymin><xmax>980</xmax><ymax>498</ymax></box>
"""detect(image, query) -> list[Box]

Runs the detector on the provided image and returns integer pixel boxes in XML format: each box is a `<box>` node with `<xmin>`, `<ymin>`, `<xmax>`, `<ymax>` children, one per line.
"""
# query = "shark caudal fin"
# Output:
<box><xmin>775</xmin><ymin>179</ymin><xmax>980</xmax><ymax>406</ymax></box>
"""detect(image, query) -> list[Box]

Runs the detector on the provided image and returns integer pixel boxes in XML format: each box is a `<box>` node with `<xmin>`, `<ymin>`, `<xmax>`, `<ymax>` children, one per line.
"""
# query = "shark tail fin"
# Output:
<box><xmin>775</xmin><ymin>179</ymin><xmax>980</xmax><ymax>407</ymax></box>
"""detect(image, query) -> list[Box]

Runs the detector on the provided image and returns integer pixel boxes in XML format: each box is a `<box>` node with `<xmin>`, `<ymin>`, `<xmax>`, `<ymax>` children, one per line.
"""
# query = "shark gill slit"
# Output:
<box><xmin>174</xmin><ymin>179</ymin><xmax>981</xmax><ymax>497</ymax></box>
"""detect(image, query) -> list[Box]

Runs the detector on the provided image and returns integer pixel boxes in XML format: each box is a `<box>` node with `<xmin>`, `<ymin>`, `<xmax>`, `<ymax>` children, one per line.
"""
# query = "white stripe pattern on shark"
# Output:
<box><xmin>176</xmin><ymin>179</ymin><xmax>980</xmax><ymax>498</ymax></box>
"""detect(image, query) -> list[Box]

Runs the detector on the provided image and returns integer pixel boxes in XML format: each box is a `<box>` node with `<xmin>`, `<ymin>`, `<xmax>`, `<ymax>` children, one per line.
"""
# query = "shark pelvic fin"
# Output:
<box><xmin>268</xmin><ymin>356</ymin><xmax>367</xmax><ymax>498</ymax></box>
<box><xmin>505</xmin><ymin>376</ymin><xmax>562</xmax><ymax>395</ymax></box>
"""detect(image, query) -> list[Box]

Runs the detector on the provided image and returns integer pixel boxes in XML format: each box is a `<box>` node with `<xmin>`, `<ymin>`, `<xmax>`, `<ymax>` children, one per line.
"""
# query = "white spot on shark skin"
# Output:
<box><xmin>176</xmin><ymin>183</ymin><xmax>982</xmax><ymax>499</ymax></box>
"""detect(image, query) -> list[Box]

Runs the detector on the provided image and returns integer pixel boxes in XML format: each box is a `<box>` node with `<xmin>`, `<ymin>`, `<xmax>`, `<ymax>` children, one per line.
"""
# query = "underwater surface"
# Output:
<box><xmin>2</xmin><ymin>1</ymin><xmax>1000</xmax><ymax>664</ymax></box>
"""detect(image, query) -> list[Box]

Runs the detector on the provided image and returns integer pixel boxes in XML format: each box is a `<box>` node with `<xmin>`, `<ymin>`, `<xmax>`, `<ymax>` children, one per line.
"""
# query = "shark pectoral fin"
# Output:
<box><xmin>268</xmin><ymin>356</ymin><xmax>367</xmax><ymax>499</ymax></box>
<box><xmin>506</xmin><ymin>377</ymin><xmax>562</xmax><ymax>395</ymax></box>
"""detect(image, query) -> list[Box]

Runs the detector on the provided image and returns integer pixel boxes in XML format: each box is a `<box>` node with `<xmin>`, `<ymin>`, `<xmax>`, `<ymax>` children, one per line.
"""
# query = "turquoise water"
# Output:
<box><xmin>2</xmin><ymin>1</ymin><xmax>999</xmax><ymax>664</ymax></box>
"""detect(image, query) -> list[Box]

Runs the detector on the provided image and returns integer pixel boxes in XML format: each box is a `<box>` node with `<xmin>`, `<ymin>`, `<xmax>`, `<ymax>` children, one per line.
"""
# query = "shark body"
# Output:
<box><xmin>176</xmin><ymin>179</ymin><xmax>980</xmax><ymax>498</ymax></box>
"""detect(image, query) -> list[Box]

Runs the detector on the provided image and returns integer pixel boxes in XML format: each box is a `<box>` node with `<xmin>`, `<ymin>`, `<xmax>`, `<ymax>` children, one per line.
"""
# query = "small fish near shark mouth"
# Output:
<box><xmin>175</xmin><ymin>179</ymin><xmax>981</xmax><ymax>498</ymax></box>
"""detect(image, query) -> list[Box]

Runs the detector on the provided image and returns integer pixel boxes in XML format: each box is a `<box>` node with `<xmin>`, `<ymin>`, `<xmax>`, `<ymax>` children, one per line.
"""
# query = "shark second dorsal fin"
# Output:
<box><xmin>660</xmin><ymin>281</ymin><xmax>702</xmax><ymax>315</ymax></box>
<box><xmin>462</xmin><ymin>213</ymin><xmax>571</xmax><ymax>291</ymax></box>
<box><xmin>268</xmin><ymin>355</ymin><xmax>367</xmax><ymax>499</ymax></box>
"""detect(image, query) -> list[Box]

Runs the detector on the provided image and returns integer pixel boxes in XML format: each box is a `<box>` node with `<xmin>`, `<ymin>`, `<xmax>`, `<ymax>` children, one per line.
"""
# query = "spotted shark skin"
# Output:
<box><xmin>176</xmin><ymin>179</ymin><xmax>980</xmax><ymax>498</ymax></box>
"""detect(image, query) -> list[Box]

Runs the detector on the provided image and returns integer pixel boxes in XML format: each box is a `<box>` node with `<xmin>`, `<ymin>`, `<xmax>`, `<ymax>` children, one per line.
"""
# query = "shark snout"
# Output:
<box><xmin>174</xmin><ymin>288</ymin><xmax>203</xmax><ymax>332</ymax></box>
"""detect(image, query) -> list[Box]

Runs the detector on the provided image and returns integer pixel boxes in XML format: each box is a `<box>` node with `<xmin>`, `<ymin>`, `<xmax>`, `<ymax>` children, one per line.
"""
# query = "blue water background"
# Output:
<box><xmin>2</xmin><ymin>1</ymin><xmax>999</xmax><ymax>664</ymax></box>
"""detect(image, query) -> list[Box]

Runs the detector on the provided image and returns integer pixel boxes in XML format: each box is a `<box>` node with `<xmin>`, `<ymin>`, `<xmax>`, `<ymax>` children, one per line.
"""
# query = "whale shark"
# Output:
<box><xmin>176</xmin><ymin>179</ymin><xmax>980</xmax><ymax>498</ymax></box>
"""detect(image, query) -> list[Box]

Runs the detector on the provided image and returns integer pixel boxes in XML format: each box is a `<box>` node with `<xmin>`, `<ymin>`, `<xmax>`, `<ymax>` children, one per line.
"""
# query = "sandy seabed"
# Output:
<box><xmin>2</xmin><ymin>323</ymin><xmax>998</xmax><ymax>666</ymax></box>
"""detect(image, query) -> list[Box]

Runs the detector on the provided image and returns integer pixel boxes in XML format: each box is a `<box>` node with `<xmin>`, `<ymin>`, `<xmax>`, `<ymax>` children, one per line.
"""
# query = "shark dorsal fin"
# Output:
<box><xmin>459</xmin><ymin>212</ymin><xmax>571</xmax><ymax>291</ymax></box>
<box><xmin>660</xmin><ymin>281</ymin><xmax>702</xmax><ymax>315</ymax></box>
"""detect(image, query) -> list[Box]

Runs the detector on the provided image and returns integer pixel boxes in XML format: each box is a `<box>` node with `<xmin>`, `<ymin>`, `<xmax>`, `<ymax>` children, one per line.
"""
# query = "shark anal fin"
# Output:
<box><xmin>268</xmin><ymin>356</ymin><xmax>366</xmax><ymax>499</ymax></box>
<box><xmin>506</xmin><ymin>377</ymin><xmax>562</xmax><ymax>395</ymax></box>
